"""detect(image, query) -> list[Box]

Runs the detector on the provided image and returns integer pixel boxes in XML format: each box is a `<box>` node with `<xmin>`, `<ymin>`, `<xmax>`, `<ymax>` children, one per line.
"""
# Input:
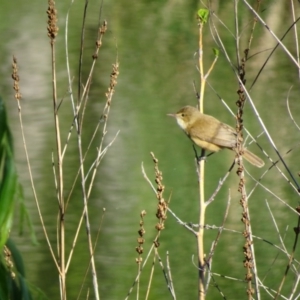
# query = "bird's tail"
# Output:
<box><xmin>242</xmin><ymin>149</ymin><xmax>264</xmax><ymax>168</ymax></box>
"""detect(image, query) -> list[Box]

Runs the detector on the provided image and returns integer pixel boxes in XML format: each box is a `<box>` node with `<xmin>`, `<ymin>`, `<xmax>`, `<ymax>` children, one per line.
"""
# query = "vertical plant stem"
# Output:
<box><xmin>274</xmin><ymin>215</ymin><xmax>300</xmax><ymax>299</ymax></box>
<box><xmin>47</xmin><ymin>1</ymin><xmax>65</xmax><ymax>297</ymax></box>
<box><xmin>50</xmin><ymin>42</ymin><xmax>66</xmax><ymax>300</ymax></box>
<box><xmin>71</xmin><ymin>22</ymin><xmax>110</xmax><ymax>300</ymax></box>
<box><xmin>197</xmin><ymin>159</ymin><xmax>206</xmax><ymax>300</ymax></box>
<box><xmin>198</xmin><ymin>21</ymin><xmax>205</xmax><ymax>113</ymax></box>
<box><xmin>197</xmin><ymin>17</ymin><xmax>206</xmax><ymax>300</ymax></box>
<box><xmin>12</xmin><ymin>56</ymin><xmax>60</xmax><ymax>273</ymax></box>
<box><xmin>77</xmin><ymin>140</ymin><xmax>100</xmax><ymax>300</ymax></box>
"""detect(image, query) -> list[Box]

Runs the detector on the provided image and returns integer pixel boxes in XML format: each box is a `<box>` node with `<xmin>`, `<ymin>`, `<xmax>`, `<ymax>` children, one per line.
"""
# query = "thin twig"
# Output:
<box><xmin>243</xmin><ymin>0</ymin><xmax>300</xmax><ymax>68</ymax></box>
<box><xmin>206</xmin><ymin>190</ymin><xmax>231</xmax><ymax>265</ymax></box>
<box><xmin>156</xmin><ymin>251</ymin><xmax>176</xmax><ymax>299</ymax></box>
<box><xmin>274</xmin><ymin>216</ymin><xmax>300</xmax><ymax>299</ymax></box>
<box><xmin>125</xmin><ymin>244</ymin><xmax>155</xmax><ymax>300</ymax></box>
<box><xmin>166</xmin><ymin>251</ymin><xmax>176</xmax><ymax>300</ymax></box>
<box><xmin>12</xmin><ymin>56</ymin><xmax>59</xmax><ymax>272</ymax></box>
<box><xmin>76</xmin><ymin>208</ymin><xmax>106</xmax><ymax>300</ymax></box>
<box><xmin>205</xmin><ymin>161</ymin><xmax>234</xmax><ymax>206</ymax></box>
<box><xmin>286</xmin><ymin>88</ymin><xmax>300</xmax><ymax>131</ymax></box>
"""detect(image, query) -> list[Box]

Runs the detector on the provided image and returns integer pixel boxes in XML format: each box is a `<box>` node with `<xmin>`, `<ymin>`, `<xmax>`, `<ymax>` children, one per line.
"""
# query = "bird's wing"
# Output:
<box><xmin>189</xmin><ymin>116</ymin><xmax>238</xmax><ymax>149</ymax></box>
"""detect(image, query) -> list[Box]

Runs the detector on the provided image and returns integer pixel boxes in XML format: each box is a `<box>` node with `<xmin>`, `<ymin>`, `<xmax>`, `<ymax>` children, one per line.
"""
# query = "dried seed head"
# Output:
<box><xmin>137</xmin><ymin>237</ymin><xmax>145</xmax><ymax>245</ymax></box>
<box><xmin>136</xmin><ymin>257</ymin><xmax>142</xmax><ymax>264</ymax></box>
<box><xmin>135</xmin><ymin>246</ymin><xmax>143</xmax><ymax>254</ymax></box>
<box><xmin>12</xmin><ymin>56</ymin><xmax>22</xmax><ymax>101</ymax></box>
<box><xmin>47</xmin><ymin>0</ymin><xmax>59</xmax><ymax>42</ymax></box>
<box><xmin>138</xmin><ymin>228</ymin><xmax>145</xmax><ymax>237</ymax></box>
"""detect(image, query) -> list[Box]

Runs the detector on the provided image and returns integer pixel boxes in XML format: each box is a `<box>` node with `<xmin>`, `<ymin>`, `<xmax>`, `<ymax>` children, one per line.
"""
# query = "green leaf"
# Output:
<box><xmin>197</xmin><ymin>9</ymin><xmax>209</xmax><ymax>24</ymax></box>
<box><xmin>0</xmin><ymin>98</ymin><xmax>7</xmax><ymax>143</ymax></box>
<box><xmin>0</xmin><ymin>97</ymin><xmax>17</xmax><ymax>250</ymax></box>
<box><xmin>0</xmin><ymin>262</ymin><xmax>9</xmax><ymax>300</ymax></box>
<box><xmin>212</xmin><ymin>48</ymin><xmax>219</xmax><ymax>57</ymax></box>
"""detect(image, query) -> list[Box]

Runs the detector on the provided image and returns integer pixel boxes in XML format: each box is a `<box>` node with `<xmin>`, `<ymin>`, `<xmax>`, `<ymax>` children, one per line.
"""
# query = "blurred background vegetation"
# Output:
<box><xmin>1</xmin><ymin>0</ymin><xmax>300</xmax><ymax>299</ymax></box>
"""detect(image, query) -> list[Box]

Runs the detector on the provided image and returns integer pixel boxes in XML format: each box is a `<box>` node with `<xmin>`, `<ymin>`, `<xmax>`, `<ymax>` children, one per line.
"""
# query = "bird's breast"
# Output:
<box><xmin>176</xmin><ymin>117</ymin><xmax>188</xmax><ymax>130</ymax></box>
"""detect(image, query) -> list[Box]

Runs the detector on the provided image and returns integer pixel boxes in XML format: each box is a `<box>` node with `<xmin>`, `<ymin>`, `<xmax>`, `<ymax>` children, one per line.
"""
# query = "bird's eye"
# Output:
<box><xmin>181</xmin><ymin>113</ymin><xmax>185</xmax><ymax>117</ymax></box>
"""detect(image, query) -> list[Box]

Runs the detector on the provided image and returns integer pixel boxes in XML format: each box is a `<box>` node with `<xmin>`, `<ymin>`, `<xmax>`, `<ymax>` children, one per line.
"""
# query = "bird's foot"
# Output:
<box><xmin>197</xmin><ymin>155</ymin><xmax>207</xmax><ymax>163</ymax></box>
<box><xmin>194</xmin><ymin>147</ymin><xmax>207</xmax><ymax>163</ymax></box>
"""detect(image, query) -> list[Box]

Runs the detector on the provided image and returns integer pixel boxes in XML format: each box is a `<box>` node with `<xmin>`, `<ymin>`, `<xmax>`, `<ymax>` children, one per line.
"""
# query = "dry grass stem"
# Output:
<box><xmin>274</xmin><ymin>214</ymin><xmax>300</xmax><ymax>299</ymax></box>
<box><xmin>142</xmin><ymin>162</ymin><xmax>196</xmax><ymax>235</ymax></box>
<box><xmin>166</xmin><ymin>251</ymin><xmax>176</xmax><ymax>299</ymax></box>
<box><xmin>247</xmin><ymin>172</ymin><xmax>300</xmax><ymax>216</ymax></box>
<box><xmin>196</xmin><ymin>12</ymin><xmax>208</xmax><ymax>300</ymax></box>
<box><xmin>243</xmin><ymin>0</ymin><xmax>300</xmax><ymax>68</ymax></box>
<box><xmin>76</xmin><ymin>209</ymin><xmax>106</xmax><ymax>300</ymax></box>
<box><xmin>141</xmin><ymin>162</ymin><xmax>157</xmax><ymax>194</ymax></box>
<box><xmin>11</xmin><ymin>56</ymin><xmax>59</xmax><ymax>272</ymax></box>
<box><xmin>206</xmin><ymin>191</ymin><xmax>231</xmax><ymax>267</ymax></box>
<box><xmin>166</xmin><ymin>208</ymin><xmax>197</xmax><ymax>235</ymax></box>
<box><xmin>125</xmin><ymin>242</ymin><xmax>156</xmax><ymax>300</ymax></box>
<box><xmin>156</xmin><ymin>251</ymin><xmax>176</xmax><ymax>299</ymax></box>
<box><xmin>135</xmin><ymin>210</ymin><xmax>146</xmax><ymax>299</ymax></box>
<box><xmin>205</xmin><ymin>163</ymin><xmax>234</xmax><ymax>206</ymax></box>
<box><xmin>287</xmin><ymin>91</ymin><xmax>300</xmax><ymax>131</ymax></box>
<box><xmin>79</xmin><ymin>21</ymin><xmax>108</xmax><ymax>127</ymax></box>
<box><xmin>145</xmin><ymin>253</ymin><xmax>156</xmax><ymax>300</ymax></box>
<box><xmin>234</xmin><ymin>44</ymin><xmax>257</xmax><ymax>300</ymax></box>
<box><xmin>47</xmin><ymin>1</ymin><xmax>67</xmax><ymax>297</ymax></box>
<box><xmin>265</xmin><ymin>200</ymin><xmax>289</xmax><ymax>257</ymax></box>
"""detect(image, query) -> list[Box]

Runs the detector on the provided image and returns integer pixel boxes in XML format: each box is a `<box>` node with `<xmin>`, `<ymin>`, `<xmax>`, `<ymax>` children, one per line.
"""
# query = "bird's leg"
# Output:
<box><xmin>193</xmin><ymin>145</ymin><xmax>207</xmax><ymax>163</ymax></box>
<box><xmin>193</xmin><ymin>144</ymin><xmax>198</xmax><ymax>159</ymax></box>
<box><xmin>228</xmin><ymin>160</ymin><xmax>235</xmax><ymax>172</ymax></box>
<box><xmin>193</xmin><ymin>145</ymin><xmax>216</xmax><ymax>162</ymax></box>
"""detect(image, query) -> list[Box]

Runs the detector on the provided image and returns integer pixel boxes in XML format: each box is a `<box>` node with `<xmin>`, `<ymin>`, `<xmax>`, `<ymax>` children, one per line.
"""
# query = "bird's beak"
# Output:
<box><xmin>167</xmin><ymin>113</ymin><xmax>176</xmax><ymax>118</ymax></box>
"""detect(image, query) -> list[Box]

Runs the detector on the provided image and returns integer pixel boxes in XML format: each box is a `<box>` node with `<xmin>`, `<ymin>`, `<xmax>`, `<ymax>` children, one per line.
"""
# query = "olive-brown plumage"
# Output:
<box><xmin>168</xmin><ymin>106</ymin><xmax>264</xmax><ymax>168</ymax></box>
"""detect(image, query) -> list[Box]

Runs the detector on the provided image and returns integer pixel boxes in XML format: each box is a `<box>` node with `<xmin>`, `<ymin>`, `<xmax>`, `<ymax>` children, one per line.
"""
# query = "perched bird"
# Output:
<box><xmin>168</xmin><ymin>106</ymin><xmax>264</xmax><ymax>168</ymax></box>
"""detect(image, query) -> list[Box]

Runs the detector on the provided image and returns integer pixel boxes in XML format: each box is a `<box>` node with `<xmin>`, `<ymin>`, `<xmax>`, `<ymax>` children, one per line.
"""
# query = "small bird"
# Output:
<box><xmin>168</xmin><ymin>106</ymin><xmax>264</xmax><ymax>168</ymax></box>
